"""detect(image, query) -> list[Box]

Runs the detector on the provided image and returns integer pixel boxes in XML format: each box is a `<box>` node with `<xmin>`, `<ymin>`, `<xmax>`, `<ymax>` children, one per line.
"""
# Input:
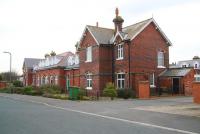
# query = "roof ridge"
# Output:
<box><xmin>123</xmin><ymin>18</ymin><xmax>152</xmax><ymax>29</ymax></box>
<box><xmin>87</xmin><ymin>25</ymin><xmax>114</xmax><ymax>31</ymax></box>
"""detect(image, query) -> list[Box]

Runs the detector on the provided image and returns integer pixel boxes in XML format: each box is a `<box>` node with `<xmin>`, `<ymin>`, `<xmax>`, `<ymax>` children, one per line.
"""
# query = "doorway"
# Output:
<box><xmin>172</xmin><ymin>78</ymin><xmax>180</xmax><ymax>94</ymax></box>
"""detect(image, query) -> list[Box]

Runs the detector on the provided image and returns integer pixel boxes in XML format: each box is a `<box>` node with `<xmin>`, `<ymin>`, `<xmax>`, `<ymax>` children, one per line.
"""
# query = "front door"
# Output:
<box><xmin>172</xmin><ymin>78</ymin><xmax>180</xmax><ymax>94</ymax></box>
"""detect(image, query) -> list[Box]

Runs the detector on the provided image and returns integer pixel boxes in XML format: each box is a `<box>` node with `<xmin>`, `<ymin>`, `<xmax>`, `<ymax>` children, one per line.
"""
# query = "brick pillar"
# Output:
<box><xmin>192</xmin><ymin>82</ymin><xmax>200</xmax><ymax>104</ymax></box>
<box><xmin>138</xmin><ymin>81</ymin><xmax>150</xmax><ymax>99</ymax></box>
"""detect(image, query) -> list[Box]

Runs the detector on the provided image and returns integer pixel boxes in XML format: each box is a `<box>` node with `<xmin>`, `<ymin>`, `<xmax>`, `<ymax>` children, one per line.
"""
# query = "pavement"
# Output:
<box><xmin>0</xmin><ymin>93</ymin><xmax>200</xmax><ymax>134</ymax></box>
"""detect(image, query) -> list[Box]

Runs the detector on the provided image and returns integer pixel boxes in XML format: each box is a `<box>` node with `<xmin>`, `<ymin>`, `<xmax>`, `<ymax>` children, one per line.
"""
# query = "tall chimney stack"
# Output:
<box><xmin>113</xmin><ymin>8</ymin><xmax>124</xmax><ymax>34</ymax></box>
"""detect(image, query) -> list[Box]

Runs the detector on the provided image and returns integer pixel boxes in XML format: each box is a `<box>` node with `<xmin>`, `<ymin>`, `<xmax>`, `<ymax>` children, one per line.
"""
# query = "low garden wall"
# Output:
<box><xmin>0</xmin><ymin>81</ymin><xmax>7</xmax><ymax>89</ymax></box>
<box><xmin>192</xmin><ymin>82</ymin><xmax>200</xmax><ymax>104</ymax></box>
<box><xmin>138</xmin><ymin>81</ymin><xmax>150</xmax><ymax>99</ymax></box>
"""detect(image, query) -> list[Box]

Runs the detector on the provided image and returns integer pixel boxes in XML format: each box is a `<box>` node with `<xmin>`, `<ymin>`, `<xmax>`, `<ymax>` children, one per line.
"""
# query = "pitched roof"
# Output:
<box><xmin>177</xmin><ymin>59</ymin><xmax>200</xmax><ymax>67</ymax></box>
<box><xmin>159</xmin><ymin>68</ymin><xmax>192</xmax><ymax>77</ymax></box>
<box><xmin>34</xmin><ymin>51</ymin><xmax>74</xmax><ymax>70</ymax></box>
<box><xmin>23</xmin><ymin>58</ymin><xmax>43</xmax><ymax>69</ymax></box>
<box><xmin>123</xmin><ymin>18</ymin><xmax>152</xmax><ymax>40</ymax></box>
<box><xmin>83</xmin><ymin>18</ymin><xmax>171</xmax><ymax>46</ymax></box>
<box><xmin>87</xmin><ymin>25</ymin><xmax>114</xmax><ymax>44</ymax></box>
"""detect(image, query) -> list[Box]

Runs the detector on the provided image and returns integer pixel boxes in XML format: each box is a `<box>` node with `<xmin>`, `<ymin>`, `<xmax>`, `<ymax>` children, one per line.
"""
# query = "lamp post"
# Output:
<box><xmin>3</xmin><ymin>51</ymin><xmax>12</xmax><ymax>83</ymax></box>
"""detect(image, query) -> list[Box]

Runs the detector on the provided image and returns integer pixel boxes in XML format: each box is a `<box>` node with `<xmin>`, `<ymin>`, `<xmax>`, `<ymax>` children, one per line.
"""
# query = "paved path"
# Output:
<box><xmin>0</xmin><ymin>93</ymin><xmax>200</xmax><ymax>134</ymax></box>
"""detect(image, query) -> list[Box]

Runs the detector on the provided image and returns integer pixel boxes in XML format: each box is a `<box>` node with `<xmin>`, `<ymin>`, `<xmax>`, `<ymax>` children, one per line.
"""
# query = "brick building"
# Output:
<box><xmin>78</xmin><ymin>8</ymin><xmax>171</xmax><ymax>96</ymax></box>
<box><xmin>159</xmin><ymin>68</ymin><xmax>195</xmax><ymax>96</ymax></box>
<box><xmin>22</xmin><ymin>58</ymin><xmax>42</xmax><ymax>86</ymax></box>
<box><xmin>33</xmin><ymin>52</ymin><xmax>79</xmax><ymax>90</ymax></box>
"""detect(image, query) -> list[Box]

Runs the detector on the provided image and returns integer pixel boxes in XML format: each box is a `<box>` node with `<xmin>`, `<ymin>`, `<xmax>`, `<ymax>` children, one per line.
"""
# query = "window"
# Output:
<box><xmin>117</xmin><ymin>73</ymin><xmax>125</xmax><ymax>89</ymax></box>
<box><xmin>194</xmin><ymin>63</ymin><xmax>198</xmax><ymax>69</ymax></box>
<box><xmin>37</xmin><ymin>76</ymin><xmax>40</xmax><ymax>86</ymax></box>
<box><xmin>55</xmin><ymin>75</ymin><xmax>58</xmax><ymax>85</ymax></box>
<box><xmin>157</xmin><ymin>51</ymin><xmax>164</xmax><ymax>67</ymax></box>
<box><xmin>149</xmin><ymin>73</ymin><xmax>155</xmax><ymax>87</ymax></box>
<box><xmin>117</xmin><ymin>43</ymin><xmax>124</xmax><ymax>60</ymax></box>
<box><xmin>194</xmin><ymin>74</ymin><xmax>200</xmax><ymax>82</ymax></box>
<box><xmin>86</xmin><ymin>73</ymin><xmax>92</xmax><ymax>89</ymax></box>
<box><xmin>182</xmin><ymin>65</ymin><xmax>187</xmax><ymax>68</ymax></box>
<box><xmin>42</xmin><ymin>77</ymin><xmax>45</xmax><ymax>85</ymax></box>
<box><xmin>45</xmin><ymin>76</ymin><xmax>48</xmax><ymax>84</ymax></box>
<box><xmin>86</xmin><ymin>46</ymin><xmax>92</xmax><ymax>62</ymax></box>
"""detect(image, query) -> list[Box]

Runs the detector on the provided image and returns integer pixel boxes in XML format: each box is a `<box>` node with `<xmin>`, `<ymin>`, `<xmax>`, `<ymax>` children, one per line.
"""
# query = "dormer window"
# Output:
<box><xmin>117</xmin><ymin>43</ymin><xmax>124</xmax><ymax>60</ymax></box>
<box><xmin>182</xmin><ymin>65</ymin><xmax>187</xmax><ymax>68</ymax></box>
<box><xmin>86</xmin><ymin>46</ymin><xmax>92</xmax><ymax>62</ymax></box>
<box><xmin>194</xmin><ymin>63</ymin><xmax>198</xmax><ymax>69</ymax></box>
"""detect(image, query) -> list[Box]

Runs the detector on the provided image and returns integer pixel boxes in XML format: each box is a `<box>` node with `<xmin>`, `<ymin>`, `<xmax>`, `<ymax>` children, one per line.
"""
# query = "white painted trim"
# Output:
<box><xmin>131</xmin><ymin>18</ymin><xmax>172</xmax><ymax>46</ymax></box>
<box><xmin>86</xmin><ymin>87</ymin><xmax>92</xmax><ymax>90</ymax></box>
<box><xmin>79</xmin><ymin>26</ymin><xmax>99</xmax><ymax>46</ymax></box>
<box><xmin>112</xmin><ymin>31</ymin><xmax>124</xmax><ymax>43</ymax></box>
<box><xmin>157</xmin><ymin>66</ymin><xmax>166</xmax><ymax>69</ymax></box>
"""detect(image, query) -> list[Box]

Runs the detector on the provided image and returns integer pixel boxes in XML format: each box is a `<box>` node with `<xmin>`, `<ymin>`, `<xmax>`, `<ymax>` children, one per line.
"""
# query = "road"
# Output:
<box><xmin>0</xmin><ymin>93</ymin><xmax>200</xmax><ymax>134</ymax></box>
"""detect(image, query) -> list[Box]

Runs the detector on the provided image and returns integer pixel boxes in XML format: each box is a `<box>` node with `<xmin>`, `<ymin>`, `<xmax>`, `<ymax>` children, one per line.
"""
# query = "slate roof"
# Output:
<box><xmin>159</xmin><ymin>68</ymin><xmax>192</xmax><ymax>77</ymax></box>
<box><xmin>177</xmin><ymin>59</ymin><xmax>200</xmax><ymax>68</ymax></box>
<box><xmin>85</xmin><ymin>18</ymin><xmax>156</xmax><ymax>45</ymax></box>
<box><xmin>23</xmin><ymin>58</ymin><xmax>43</xmax><ymax>69</ymax></box>
<box><xmin>87</xmin><ymin>25</ymin><xmax>114</xmax><ymax>44</ymax></box>
<box><xmin>35</xmin><ymin>52</ymin><xmax>74</xmax><ymax>70</ymax></box>
<box><xmin>123</xmin><ymin>18</ymin><xmax>152</xmax><ymax>39</ymax></box>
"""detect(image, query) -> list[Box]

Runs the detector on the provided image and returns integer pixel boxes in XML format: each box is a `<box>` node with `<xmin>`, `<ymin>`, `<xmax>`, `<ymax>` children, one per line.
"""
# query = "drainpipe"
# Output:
<box><xmin>128</xmin><ymin>41</ymin><xmax>131</xmax><ymax>89</ymax></box>
<box><xmin>112</xmin><ymin>43</ymin><xmax>115</xmax><ymax>83</ymax></box>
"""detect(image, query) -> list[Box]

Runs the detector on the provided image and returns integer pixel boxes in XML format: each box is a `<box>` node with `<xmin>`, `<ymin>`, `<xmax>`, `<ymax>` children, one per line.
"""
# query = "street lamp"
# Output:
<box><xmin>3</xmin><ymin>51</ymin><xmax>12</xmax><ymax>83</ymax></box>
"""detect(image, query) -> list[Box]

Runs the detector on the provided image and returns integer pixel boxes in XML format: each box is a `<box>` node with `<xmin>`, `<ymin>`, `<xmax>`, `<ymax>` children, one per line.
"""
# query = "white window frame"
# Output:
<box><xmin>86</xmin><ymin>46</ymin><xmax>92</xmax><ymax>62</ymax></box>
<box><xmin>149</xmin><ymin>73</ymin><xmax>156</xmax><ymax>88</ymax></box>
<box><xmin>37</xmin><ymin>76</ymin><xmax>40</xmax><ymax>86</ymax></box>
<box><xmin>117</xmin><ymin>43</ymin><xmax>124</xmax><ymax>60</ymax></box>
<box><xmin>86</xmin><ymin>73</ymin><xmax>92</xmax><ymax>90</ymax></box>
<box><xmin>117</xmin><ymin>73</ymin><xmax>125</xmax><ymax>89</ymax></box>
<box><xmin>55</xmin><ymin>75</ymin><xmax>58</xmax><ymax>85</ymax></box>
<box><xmin>45</xmin><ymin>76</ymin><xmax>49</xmax><ymax>84</ymax></box>
<box><xmin>157</xmin><ymin>51</ymin><xmax>165</xmax><ymax>68</ymax></box>
<box><xmin>194</xmin><ymin>63</ymin><xmax>199</xmax><ymax>69</ymax></box>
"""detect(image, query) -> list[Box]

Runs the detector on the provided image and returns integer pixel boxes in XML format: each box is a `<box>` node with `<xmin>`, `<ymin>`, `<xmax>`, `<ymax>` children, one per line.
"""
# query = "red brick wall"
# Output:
<box><xmin>35</xmin><ymin>68</ymin><xmax>66</xmax><ymax>89</ymax></box>
<box><xmin>0</xmin><ymin>82</ymin><xmax>7</xmax><ymax>89</ymax></box>
<box><xmin>79</xmin><ymin>29</ymin><xmax>100</xmax><ymax>92</ymax></box>
<box><xmin>113</xmin><ymin>22</ymin><xmax>169</xmax><ymax>93</ymax></box>
<box><xmin>23</xmin><ymin>68</ymin><xmax>33</xmax><ymax>86</ymax></box>
<box><xmin>65</xmin><ymin>69</ymin><xmax>80</xmax><ymax>88</ymax></box>
<box><xmin>99</xmin><ymin>45</ymin><xmax>113</xmax><ymax>94</ymax></box>
<box><xmin>79</xmin><ymin>22</ymin><xmax>169</xmax><ymax>96</ymax></box>
<box><xmin>192</xmin><ymin>82</ymin><xmax>200</xmax><ymax>104</ymax></box>
<box><xmin>138</xmin><ymin>81</ymin><xmax>150</xmax><ymax>99</ymax></box>
<box><xmin>131</xmin><ymin>22</ymin><xmax>169</xmax><ymax>76</ymax></box>
<box><xmin>159</xmin><ymin>78</ymin><xmax>171</xmax><ymax>89</ymax></box>
<box><xmin>183</xmin><ymin>69</ymin><xmax>195</xmax><ymax>96</ymax></box>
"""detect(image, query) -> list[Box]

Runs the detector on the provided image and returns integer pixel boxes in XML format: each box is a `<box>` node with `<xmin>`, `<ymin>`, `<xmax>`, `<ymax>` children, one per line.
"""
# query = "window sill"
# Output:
<box><xmin>150</xmin><ymin>85</ymin><xmax>156</xmax><ymax>88</ymax></box>
<box><xmin>86</xmin><ymin>87</ymin><xmax>92</xmax><ymax>90</ymax></box>
<box><xmin>85</xmin><ymin>60</ymin><xmax>92</xmax><ymax>63</ymax></box>
<box><xmin>157</xmin><ymin>66</ymin><xmax>166</xmax><ymax>68</ymax></box>
<box><xmin>116</xmin><ymin>58</ymin><xmax>124</xmax><ymax>60</ymax></box>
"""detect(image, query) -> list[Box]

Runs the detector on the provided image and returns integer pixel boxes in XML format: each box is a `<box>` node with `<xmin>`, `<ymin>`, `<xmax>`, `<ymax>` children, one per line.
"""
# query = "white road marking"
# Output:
<box><xmin>0</xmin><ymin>94</ymin><xmax>199</xmax><ymax>134</ymax></box>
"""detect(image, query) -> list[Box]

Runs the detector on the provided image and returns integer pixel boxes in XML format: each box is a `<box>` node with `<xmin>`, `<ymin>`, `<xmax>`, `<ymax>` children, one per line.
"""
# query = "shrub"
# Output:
<box><xmin>43</xmin><ymin>94</ymin><xmax>68</xmax><ymax>100</ymax></box>
<box><xmin>23</xmin><ymin>86</ymin><xmax>34</xmax><ymax>95</ymax></box>
<box><xmin>0</xmin><ymin>87</ymin><xmax>10</xmax><ymax>93</ymax></box>
<box><xmin>39</xmin><ymin>85</ymin><xmax>61</xmax><ymax>94</ymax></box>
<box><xmin>117</xmin><ymin>88</ymin><xmax>135</xmax><ymax>99</ymax></box>
<box><xmin>103</xmin><ymin>82</ymin><xmax>117</xmax><ymax>100</ymax></box>
<box><xmin>78</xmin><ymin>88</ymin><xmax>86</xmax><ymax>100</ymax></box>
<box><xmin>13</xmin><ymin>80</ymin><xmax>23</xmax><ymax>87</ymax></box>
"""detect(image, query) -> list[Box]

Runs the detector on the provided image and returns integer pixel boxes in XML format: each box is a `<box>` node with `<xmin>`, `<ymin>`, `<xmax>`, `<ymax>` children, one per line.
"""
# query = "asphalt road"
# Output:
<box><xmin>0</xmin><ymin>94</ymin><xmax>200</xmax><ymax>134</ymax></box>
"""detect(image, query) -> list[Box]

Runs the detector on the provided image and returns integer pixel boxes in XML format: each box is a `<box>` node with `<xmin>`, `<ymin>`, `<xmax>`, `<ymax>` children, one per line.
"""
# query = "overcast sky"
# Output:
<box><xmin>0</xmin><ymin>0</ymin><xmax>200</xmax><ymax>74</ymax></box>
